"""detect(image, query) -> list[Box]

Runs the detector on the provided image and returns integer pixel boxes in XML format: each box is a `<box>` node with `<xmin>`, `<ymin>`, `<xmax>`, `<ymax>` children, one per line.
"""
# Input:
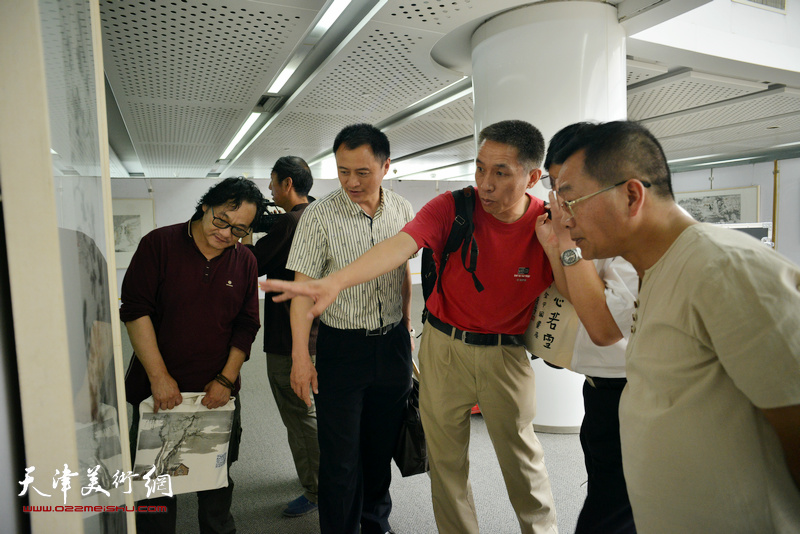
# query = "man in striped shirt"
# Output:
<box><xmin>264</xmin><ymin>120</ymin><xmax>559</xmax><ymax>534</ymax></box>
<box><xmin>285</xmin><ymin>123</ymin><xmax>415</xmax><ymax>534</ymax></box>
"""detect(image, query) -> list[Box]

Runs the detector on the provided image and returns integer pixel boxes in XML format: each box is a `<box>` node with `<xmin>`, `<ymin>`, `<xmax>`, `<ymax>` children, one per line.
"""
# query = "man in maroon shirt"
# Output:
<box><xmin>121</xmin><ymin>176</ymin><xmax>263</xmax><ymax>534</ymax></box>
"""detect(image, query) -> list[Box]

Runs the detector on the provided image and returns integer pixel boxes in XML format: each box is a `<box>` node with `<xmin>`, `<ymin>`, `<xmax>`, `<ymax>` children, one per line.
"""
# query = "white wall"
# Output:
<box><xmin>110</xmin><ymin>177</ymin><xmax>475</xmax><ymax>293</ymax></box>
<box><xmin>111</xmin><ymin>157</ymin><xmax>800</xmax><ymax>294</ymax></box>
<box><xmin>672</xmin><ymin>158</ymin><xmax>800</xmax><ymax>265</ymax></box>
<box><xmin>111</xmin><ymin>177</ymin><xmax>269</xmax><ymax>228</ymax></box>
<box><xmin>632</xmin><ymin>0</ymin><xmax>800</xmax><ymax>76</ymax></box>
<box><xmin>111</xmin><ymin>177</ymin><xmax>476</xmax><ymax>228</ymax></box>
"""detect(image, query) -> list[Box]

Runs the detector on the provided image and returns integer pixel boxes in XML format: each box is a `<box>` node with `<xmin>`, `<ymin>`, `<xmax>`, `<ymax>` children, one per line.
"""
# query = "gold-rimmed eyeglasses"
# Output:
<box><xmin>556</xmin><ymin>179</ymin><xmax>651</xmax><ymax>221</ymax></box>
<box><xmin>210</xmin><ymin>207</ymin><xmax>251</xmax><ymax>238</ymax></box>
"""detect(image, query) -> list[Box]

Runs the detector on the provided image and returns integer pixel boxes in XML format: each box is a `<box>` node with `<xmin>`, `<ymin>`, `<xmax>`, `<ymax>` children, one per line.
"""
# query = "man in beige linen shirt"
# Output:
<box><xmin>551</xmin><ymin>120</ymin><xmax>800</xmax><ymax>533</ymax></box>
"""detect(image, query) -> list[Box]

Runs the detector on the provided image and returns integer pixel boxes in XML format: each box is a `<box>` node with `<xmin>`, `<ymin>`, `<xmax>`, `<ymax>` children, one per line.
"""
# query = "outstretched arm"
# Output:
<box><xmin>260</xmin><ymin>231</ymin><xmax>419</xmax><ymax>318</ymax></box>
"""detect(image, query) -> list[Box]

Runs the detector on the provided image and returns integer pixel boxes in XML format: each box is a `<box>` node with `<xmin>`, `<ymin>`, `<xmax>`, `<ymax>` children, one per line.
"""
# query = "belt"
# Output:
<box><xmin>426</xmin><ymin>314</ymin><xmax>523</xmax><ymax>346</ymax></box>
<box><xmin>585</xmin><ymin>376</ymin><xmax>627</xmax><ymax>389</ymax></box>
<box><xmin>364</xmin><ymin>321</ymin><xmax>400</xmax><ymax>336</ymax></box>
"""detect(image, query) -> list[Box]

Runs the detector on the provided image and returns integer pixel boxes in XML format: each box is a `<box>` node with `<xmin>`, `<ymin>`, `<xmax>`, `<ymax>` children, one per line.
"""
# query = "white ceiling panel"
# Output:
<box><xmin>100</xmin><ymin>0</ymin><xmax>800</xmax><ymax>180</ymax></box>
<box><xmin>628</xmin><ymin>70</ymin><xmax>769</xmax><ymax>120</ymax></box>
<box><xmin>228</xmin><ymin>17</ymin><xmax>465</xmax><ymax>176</ymax></box>
<box><xmin>101</xmin><ymin>0</ymin><xmax>322</xmax><ymax>176</ymax></box>
<box><xmin>644</xmin><ymin>87</ymin><xmax>800</xmax><ymax>137</ymax></box>
<box><xmin>290</xmin><ymin>25</ymin><xmax>463</xmax><ymax>117</ymax></box>
<box><xmin>385</xmin><ymin>94</ymin><xmax>474</xmax><ymax>156</ymax></box>
<box><xmin>660</xmin><ymin>113</ymin><xmax>800</xmax><ymax>157</ymax></box>
<box><xmin>125</xmin><ymin>102</ymin><xmax>242</xmax><ymax>144</ymax></box>
<box><xmin>135</xmin><ymin>142</ymin><xmax>228</xmax><ymax>178</ymax></box>
<box><xmin>372</xmin><ymin>0</ymin><xmax>535</xmax><ymax>31</ymax></box>
<box><xmin>228</xmin><ymin>109</ymin><xmax>370</xmax><ymax>178</ymax></box>
<box><xmin>626</xmin><ymin>58</ymin><xmax>669</xmax><ymax>85</ymax></box>
<box><xmin>392</xmin><ymin>154</ymin><xmax>475</xmax><ymax>180</ymax></box>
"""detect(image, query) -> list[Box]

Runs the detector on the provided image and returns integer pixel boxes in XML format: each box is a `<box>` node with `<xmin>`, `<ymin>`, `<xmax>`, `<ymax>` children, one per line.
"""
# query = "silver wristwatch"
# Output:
<box><xmin>560</xmin><ymin>247</ymin><xmax>582</xmax><ymax>267</ymax></box>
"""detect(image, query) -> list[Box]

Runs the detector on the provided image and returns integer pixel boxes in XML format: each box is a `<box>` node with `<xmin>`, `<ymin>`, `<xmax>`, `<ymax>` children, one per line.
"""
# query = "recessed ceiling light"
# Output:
<box><xmin>266</xmin><ymin>0</ymin><xmax>352</xmax><ymax>94</ymax></box>
<box><xmin>219</xmin><ymin>112</ymin><xmax>260</xmax><ymax>160</ymax></box>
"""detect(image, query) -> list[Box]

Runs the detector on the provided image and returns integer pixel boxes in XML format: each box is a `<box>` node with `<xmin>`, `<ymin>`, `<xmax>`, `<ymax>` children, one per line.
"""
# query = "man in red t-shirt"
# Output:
<box><xmin>262</xmin><ymin>120</ymin><xmax>558</xmax><ymax>534</ymax></box>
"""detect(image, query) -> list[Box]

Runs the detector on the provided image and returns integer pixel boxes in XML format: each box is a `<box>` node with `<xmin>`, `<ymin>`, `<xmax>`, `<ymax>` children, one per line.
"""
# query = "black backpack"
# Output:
<box><xmin>420</xmin><ymin>186</ymin><xmax>484</xmax><ymax>323</ymax></box>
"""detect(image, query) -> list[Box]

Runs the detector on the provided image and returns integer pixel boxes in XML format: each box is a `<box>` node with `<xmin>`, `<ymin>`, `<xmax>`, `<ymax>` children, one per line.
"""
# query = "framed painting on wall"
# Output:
<box><xmin>674</xmin><ymin>186</ymin><xmax>759</xmax><ymax>223</ymax></box>
<box><xmin>112</xmin><ymin>198</ymin><xmax>155</xmax><ymax>268</ymax></box>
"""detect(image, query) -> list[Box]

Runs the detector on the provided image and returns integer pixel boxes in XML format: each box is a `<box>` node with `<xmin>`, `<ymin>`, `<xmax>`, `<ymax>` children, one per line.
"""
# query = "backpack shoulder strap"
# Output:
<box><xmin>456</xmin><ymin>187</ymin><xmax>483</xmax><ymax>293</ymax></box>
<box><xmin>441</xmin><ymin>187</ymin><xmax>472</xmax><ymax>253</ymax></box>
<box><xmin>435</xmin><ymin>187</ymin><xmax>483</xmax><ymax>294</ymax></box>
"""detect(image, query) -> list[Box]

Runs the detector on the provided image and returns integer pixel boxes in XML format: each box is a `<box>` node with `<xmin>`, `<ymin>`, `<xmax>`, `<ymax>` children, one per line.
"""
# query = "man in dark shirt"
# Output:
<box><xmin>242</xmin><ymin>156</ymin><xmax>320</xmax><ymax>518</ymax></box>
<box><xmin>121</xmin><ymin>177</ymin><xmax>263</xmax><ymax>534</ymax></box>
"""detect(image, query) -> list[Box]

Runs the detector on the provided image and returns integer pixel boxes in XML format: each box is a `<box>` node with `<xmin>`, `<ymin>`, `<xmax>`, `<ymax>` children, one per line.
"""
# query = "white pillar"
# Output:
<box><xmin>471</xmin><ymin>1</ymin><xmax>627</xmax><ymax>431</ymax></box>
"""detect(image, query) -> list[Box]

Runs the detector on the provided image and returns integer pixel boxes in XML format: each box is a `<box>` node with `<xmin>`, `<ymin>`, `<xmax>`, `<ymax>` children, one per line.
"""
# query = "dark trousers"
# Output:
<box><xmin>129</xmin><ymin>395</ymin><xmax>243</xmax><ymax>534</ymax></box>
<box><xmin>315</xmin><ymin>322</ymin><xmax>412</xmax><ymax>534</ymax></box>
<box><xmin>575</xmin><ymin>378</ymin><xmax>636</xmax><ymax>534</ymax></box>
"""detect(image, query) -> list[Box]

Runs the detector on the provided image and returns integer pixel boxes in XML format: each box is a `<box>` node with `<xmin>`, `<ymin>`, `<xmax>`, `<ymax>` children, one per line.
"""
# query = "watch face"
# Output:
<box><xmin>562</xmin><ymin>249</ymin><xmax>579</xmax><ymax>265</ymax></box>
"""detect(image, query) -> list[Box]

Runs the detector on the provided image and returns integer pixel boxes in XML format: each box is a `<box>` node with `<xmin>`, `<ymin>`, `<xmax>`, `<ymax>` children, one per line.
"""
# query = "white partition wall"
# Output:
<box><xmin>1</xmin><ymin>1</ymin><xmax>133</xmax><ymax>532</ymax></box>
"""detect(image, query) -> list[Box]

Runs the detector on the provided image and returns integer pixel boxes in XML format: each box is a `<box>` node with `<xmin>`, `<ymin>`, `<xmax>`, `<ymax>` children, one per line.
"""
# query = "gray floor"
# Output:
<box><xmin>123</xmin><ymin>286</ymin><xmax>588</xmax><ymax>533</ymax></box>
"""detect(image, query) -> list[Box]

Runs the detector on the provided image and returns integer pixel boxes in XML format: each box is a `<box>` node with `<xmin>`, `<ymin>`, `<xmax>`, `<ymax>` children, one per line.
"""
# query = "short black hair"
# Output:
<box><xmin>272</xmin><ymin>156</ymin><xmax>313</xmax><ymax>197</ymax></box>
<box><xmin>332</xmin><ymin>123</ymin><xmax>390</xmax><ymax>163</ymax></box>
<box><xmin>478</xmin><ymin>120</ymin><xmax>545</xmax><ymax>172</ymax></box>
<box><xmin>558</xmin><ymin>120</ymin><xmax>673</xmax><ymax>199</ymax></box>
<box><xmin>544</xmin><ymin>122</ymin><xmax>596</xmax><ymax>171</ymax></box>
<box><xmin>192</xmin><ymin>176</ymin><xmax>265</xmax><ymax>228</ymax></box>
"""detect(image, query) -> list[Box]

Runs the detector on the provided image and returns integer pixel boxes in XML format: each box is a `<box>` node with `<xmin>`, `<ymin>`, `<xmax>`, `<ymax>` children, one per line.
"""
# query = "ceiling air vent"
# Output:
<box><xmin>255</xmin><ymin>95</ymin><xmax>284</xmax><ymax>114</ymax></box>
<box><xmin>733</xmin><ymin>0</ymin><xmax>785</xmax><ymax>11</ymax></box>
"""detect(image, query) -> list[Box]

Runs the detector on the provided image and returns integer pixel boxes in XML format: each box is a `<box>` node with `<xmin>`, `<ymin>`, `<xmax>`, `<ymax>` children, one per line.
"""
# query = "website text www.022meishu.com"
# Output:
<box><xmin>23</xmin><ymin>505</ymin><xmax>168</xmax><ymax>513</ymax></box>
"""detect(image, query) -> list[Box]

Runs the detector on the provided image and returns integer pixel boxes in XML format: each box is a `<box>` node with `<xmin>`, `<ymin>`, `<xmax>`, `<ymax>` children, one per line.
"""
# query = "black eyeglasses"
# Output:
<box><xmin>210</xmin><ymin>207</ymin><xmax>251</xmax><ymax>238</ymax></box>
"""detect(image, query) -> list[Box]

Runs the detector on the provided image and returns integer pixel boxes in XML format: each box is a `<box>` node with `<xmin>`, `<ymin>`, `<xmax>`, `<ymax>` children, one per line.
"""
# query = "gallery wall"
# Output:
<box><xmin>110</xmin><ymin>177</ymin><xmax>477</xmax><ymax>293</ymax></box>
<box><xmin>3</xmin><ymin>0</ymin><xmax>136</xmax><ymax>532</ymax></box>
<box><xmin>111</xmin><ymin>156</ymin><xmax>800</xmax><ymax>295</ymax></box>
<box><xmin>672</xmin><ymin>158</ymin><xmax>800</xmax><ymax>264</ymax></box>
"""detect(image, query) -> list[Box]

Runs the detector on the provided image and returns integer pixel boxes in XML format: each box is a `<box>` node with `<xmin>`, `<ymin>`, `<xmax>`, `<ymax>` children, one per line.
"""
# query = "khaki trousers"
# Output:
<box><xmin>418</xmin><ymin>325</ymin><xmax>558</xmax><ymax>534</ymax></box>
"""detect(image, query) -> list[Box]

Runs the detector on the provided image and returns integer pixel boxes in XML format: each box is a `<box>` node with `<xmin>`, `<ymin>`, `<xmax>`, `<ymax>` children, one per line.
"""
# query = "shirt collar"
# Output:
<box><xmin>338</xmin><ymin>187</ymin><xmax>385</xmax><ymax>219</ymax></box>
<box><xmin>290</xmin><ymin>201</ymin><xmax>310</xmax><ymax>212</ymax></box>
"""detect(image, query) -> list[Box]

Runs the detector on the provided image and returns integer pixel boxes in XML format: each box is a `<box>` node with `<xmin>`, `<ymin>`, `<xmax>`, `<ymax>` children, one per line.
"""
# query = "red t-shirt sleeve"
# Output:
<box><xmin>401</xmin><ymin>191</ymin><xmax>456</xmax><ymax>254</ymax></box>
